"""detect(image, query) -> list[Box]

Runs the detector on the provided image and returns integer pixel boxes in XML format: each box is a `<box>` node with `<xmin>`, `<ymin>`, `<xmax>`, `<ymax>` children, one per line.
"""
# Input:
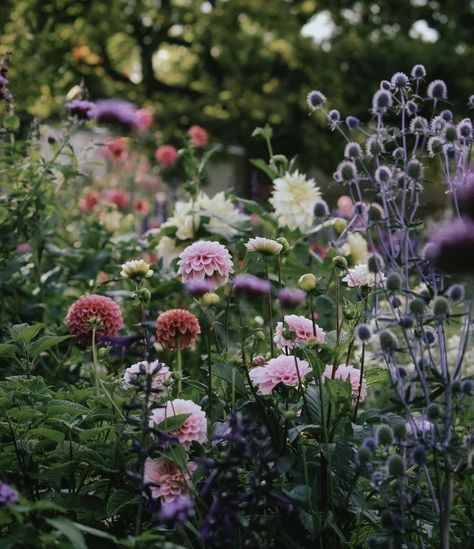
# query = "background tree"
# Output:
<box><xmin>1</xmin><ymin>0</ymin><xmax>473</xmax><ymax>179</ymax></box>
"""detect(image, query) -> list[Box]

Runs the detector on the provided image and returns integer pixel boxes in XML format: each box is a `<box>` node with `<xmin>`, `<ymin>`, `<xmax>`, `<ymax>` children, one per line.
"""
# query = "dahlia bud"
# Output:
<box><xmin>387</xmin><ymin>454</ymin><xmax>405</xmax><ymax>477</ymax></box>
<box><xmin>252</xmin><ymin>355</ymin><xmax>266</xmax><ymax>367</ymax></box>
<box><xmin>98</xmin><ymin>347</ymin><xmax>109</xmax><ymax>359</ymax></box>
<box><xmin>298</xmin><ymin>273</ymin><xmax>317</xmax><ymax>292</ymax></box>
<box><xmin>333</xmin><ymin>218</ymin><xmax>348</xmax><ymax>235</ymax></box>
<box><xmin>276</xmin><ymin>237</ymin><xmax>290</xmax><ymax>253</ymax></box>
<box><xmin>201</xmin><ymin>292</ymin><xmax>220</xmax><ymax>307</ymax></box>
<box><xmin>332</xmin><ymin>255</ymin><xmax>348</xmax><ymax>271</ymax></box>
<box><xmin>135</xmin><ymin>287</ymin><xmax>151</xmax><ymax>304</ymax></box>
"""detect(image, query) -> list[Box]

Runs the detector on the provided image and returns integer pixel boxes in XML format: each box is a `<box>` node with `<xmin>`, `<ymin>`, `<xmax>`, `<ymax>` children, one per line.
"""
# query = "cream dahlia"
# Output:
<box><xmin>198</xmin><ymin>192</ymin><xmax>248</xmax><ymax>239</ymax></box>
<box><xmin>245</xmin><ymin>236</ymin><xmax>283</xmax><ymax>256</ymax></box>
<box><xmin>269</xmin><ymin>171</ymin><xmax>321</xmax><ymax>231</ymax></box>
<box><xmin>150</xmin><ymin>398</ymin><xmax>207</xmax><ymax>449</ymax></box>
<box><xmin>120</xmin><ymin>259</ymin><xmax>153</xmax><ymax>280</ymax></box>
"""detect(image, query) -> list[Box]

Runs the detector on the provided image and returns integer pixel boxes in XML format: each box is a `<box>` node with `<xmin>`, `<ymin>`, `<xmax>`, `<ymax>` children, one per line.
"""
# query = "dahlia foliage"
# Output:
<box><xmin>1</xmin><ymin>62</ymin><xmax>474</xmax><ymax>548</ymax></box>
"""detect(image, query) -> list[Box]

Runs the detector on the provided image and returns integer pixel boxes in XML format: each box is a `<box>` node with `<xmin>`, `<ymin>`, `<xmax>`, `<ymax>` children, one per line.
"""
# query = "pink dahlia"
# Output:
<box><xmin>133</xmin><ymin>199</ymin><xmax>151</xmax><ymax>215</ymax></box>
<box><xmin>177</xmin><ymin>240</ymin><xmax>233</xmax><ymax>289</ymax></box>
<box><xmin>66</xmin><ymin>294</ymin><xmax>123</xmax><ymax>345</ymax></box>
<box><xmin>150</xmin><ymin>398</ymin><xmax>207</xmax><ymax>449</ymax></box>
<box><xmin>249</xmin><ymin>354</ymin><xmax>312</xmax><ymax>395</ymax></box>
<box><xmin>105</xmin><ymin>189</ymin><xmax>130</xmax><ymax>210</ymax></box>
<box><xmin>155</xmin><ymin>145</ymin><xmax>177</xmax><ymax>166</ymax></box>
<box><xmin>144</xmin><ymin>457</ymin><xmax>197</xmax><ymax>502</ymax></box>
<box><xmin>156</xmin><ymin>309</ymin><xmax>201</xmax><ymax>350</ymax></box>
<box><xmin>188</xmin><ymin>125</ymin><xmax>209</xmax><ymax>148</ymax></box>
<box><xmin>135</xmin><ymin>108</ymin><xmax>153</xmax><ymax>131</ymax></box>
<box><xmin>274</xmin><ymin>314</ymin><xmax>326</xmax><ymax>349</ymax></box>
<box><xmin>103</xmin><ymin>137</ymin><xmax>128</xmax><ymax>162</ymax></box>
<box><xmin>123</xmin><ymin>360</ymin><xmax>171</xmax><ymax>397</ymax></box>
<box><xmin>80</xmin><ymin>190</ymin><xmax>101</xmax><ymax>213</ymax></box>
<box><xmin>323</xmin><ymin>364</ymin><xmax>367</xmax><ymax>401</ymax></box>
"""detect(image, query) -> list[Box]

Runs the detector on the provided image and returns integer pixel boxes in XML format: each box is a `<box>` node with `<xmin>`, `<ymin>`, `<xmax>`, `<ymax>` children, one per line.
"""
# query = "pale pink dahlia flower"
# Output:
<box><xmin>177</xmin><ymin>240</ymin><xmax>233</xmax><ymax>289</ymax></box>
<box><xmin>144</xmin><ymin>457</ymin><xmax>197</xmax><ymax>502</ymax></box>
<box><xmin>274</xmin><ymin>314</ymin><xmax>326</xmax><ymax>349</ymax></box>
<box><xmin>156</xmin><ymin>309</ymin><xmax>201</xmax><ymax>350</ymax></box>
<box><xmin>323</xmin><ymin>364</ymin><xmax>367</xmax><ymax>401</ymax></box>
<box><xmin>66</xmin><ymin>294</ymin><xmax>123</xmax><ymax>345</ymax></box>
<box><xmin>150</xmin><ymin>398</ymin><xmax>207</xmax><ymax>449</ymax></box>
<box><xmin>123</xmin><ymin>360</ymin><xmax>171</xmax><ymax>397</ymax></box>
<box><xmin>249</xmin><ymin>354</ymin><xmax>312</xmax><ymax>395</ymax></box>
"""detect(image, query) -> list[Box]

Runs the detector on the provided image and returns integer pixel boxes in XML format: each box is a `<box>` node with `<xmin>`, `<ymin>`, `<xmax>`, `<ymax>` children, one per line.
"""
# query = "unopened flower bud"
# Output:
<box><xmin>433</xmin><ymin>297</ymin><xmax>449</xmax><ymax>318</ymax></box>
<box><xmin>333</xmin><ymin>218</ymin><xmax>347</xmax><ymax>235</ymax></box>
<box><xmin>98</xmin><ymin>347</ymin><xmax>109</xmax><ymax>358</ymax></box>
<box><xmin>276</xmin><ymin>237</ymin><xmax>290</xmax><ymax>253</ymax></box>
<box><xmin>332</xmin><ymin>255</ymin><xmax>348</xmax><ymax>271</ymax></box>
<box><xmin>448</xmin><ymin>284</ymin><xmax>464</xmax><ymax>302</ymax></box>
<box><xmin>386</xmin><ymin>273</ymin><xmax>402</xmax><ymax>292</ymax></box>
<box><xmin>379</xmin><ymin>330</ymin><xmax>398</xmax><ymax>353</ymax></box>
<box><xmin>298</xmin><ymin>273</ymin><xmax>317</xmax><ymax>292</ymax></box>
<box><xmin>135</xmin><ymin>287</ymin><xmax>151</xmax><ymax>304</ymax></box>
<box><xmin>201</xmin><ymin>292</ymin><xmax>220</xmax><ymax>306</ymax></box>
<box><xmin>393</xmin><ymin>421</ymin><xmax>406</xmax><ymax>438</ymax></box>
<box><xmin>252</xmin><ymin>355</ymin><xmax>266</xmax><ymax>366</ymax></box>
<box><xmin>409</xmin><ymin>298</ymin><xmax>426</xmax><ymax>316</ymax></box>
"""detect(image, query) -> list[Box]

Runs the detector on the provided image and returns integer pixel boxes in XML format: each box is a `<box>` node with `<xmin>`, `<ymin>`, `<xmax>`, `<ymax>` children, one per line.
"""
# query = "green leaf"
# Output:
<box><xmin>47</xmin><ymin>400</ymin><xmax>89</xmax><ymax>417</ymax></box>
<box><xmin>364</xmin><ymin>367</ymin><xmax>389</xmax><ymax>385</ymax></box>
<box><xmin>249</xmin><ymin>158</ymin><xmax>277</xmax><ymax>179</ymax></box>
<box><xmin>315</xmin><ymin>295</ymin><xmax>334</xmax><ymax>316</ymax></box>
<box><xmin>3</xmin><ymin>115</ymin><xmax>20</xmax><ymax>130</ymax></box>
<box><xmin>211</xmin><ymin>363</ymin><xmax>247</xmax><ymax>395</ymax></box>
<box><xmin>46</xmin><ymin>518</ymin><xmax>87</xmax><ymax>549</ymax></box>
<box><xmin>72</xmin><ymin>522</ymin><xmax>118</xmax><ymax>543</ymax></box>
<box><xmin>11</xmin><ymin>323</ymin><xmax>44</xmax><ymax>344</ymax></box>
<box><xmin>30</xmin><ymin>427</ymin><xmax>65</xmax><ymax>444</ymax></box>
<box><xmin>29</xmin><ymin>335</ymin><xmax>72</xmax><ymax>359</ymax></box>
<box><xmin>155</xmin><ymin>413</ymin><xmax>191</xmax><ymax>432</ymax></box>
<box><xmin>0</xmin><ymin>343</ymin><xmax>16</xmax><ymax>358</ymax></box>
<box><xmin>106</xmin><ymin>489</ymin><xmax>137</xmax><ymax>516</ymax></box>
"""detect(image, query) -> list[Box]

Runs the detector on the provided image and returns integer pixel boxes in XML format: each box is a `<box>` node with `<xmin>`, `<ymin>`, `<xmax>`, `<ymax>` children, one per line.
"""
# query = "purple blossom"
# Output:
<box><xmin>185</xmin><ymin>279</ymin><xmax>216</xmax><ymax>297</ymax></box>
<box><xmin>98</xmin><ymin>334</ymin><xmax>144</xmax><ymax>358</ymax></box>
<box><xmin>65</xmin><ymin>99</ymin><xmax>96</xmax><ymax>120</ymax></box>
<box><xmin>277</xmin><ymin>288</ymin><xmax>305</xmax><ymax>309</ymax></box>
<box><xmin>160</xmin><ymin>495</ymin><xmax>195</xmax><ymax>528</ymax></box>
<box><xmin>425</xmin><ymin>218</ymin><xmax>474</xmax><ymax>274</ymax></box>
<box><xmin>233</xmin><ymin>274</ymin><xmax>270</xmax><ymax>296</ymax></box>
<box><xmin>92</xmin><ymin>99</ymin><xmax>138</xmax><ymax>130</ymax></box>
<box><xmin>0</xmin><ymin>483</ymin><xmax>19</xmax><ymax>506</ymax></box>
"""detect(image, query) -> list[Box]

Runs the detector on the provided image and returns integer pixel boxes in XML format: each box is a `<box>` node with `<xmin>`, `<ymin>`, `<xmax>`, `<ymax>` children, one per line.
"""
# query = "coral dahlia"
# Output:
<box><xmin>156</xmin><ymin>309</ymin><xmax>201</xmax><ymax>350</ymax></box>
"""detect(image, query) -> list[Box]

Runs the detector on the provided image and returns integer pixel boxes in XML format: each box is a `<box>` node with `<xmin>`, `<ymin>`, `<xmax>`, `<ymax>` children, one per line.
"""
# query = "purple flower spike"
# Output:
<box><xmin>160</xmin><ymin>495</ymin><xmax>195</xmax><ymax>528</ymax></box>
<box><xmin>277</xmin><ymin>288</ymin><xmax>305</xmax><ymax>309</ymax></box>
<box><xmin>65</xmin><ymin>99</ymin><xmax>96</xmax><ymax>120</ymax></box>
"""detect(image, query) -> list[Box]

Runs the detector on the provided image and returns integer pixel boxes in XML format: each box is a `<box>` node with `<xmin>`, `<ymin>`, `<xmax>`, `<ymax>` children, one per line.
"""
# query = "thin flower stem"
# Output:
<box><xmin>264</xmin><ymin>261</ymin><xmax>275</xmax><ymax>357</ymax></box>
<box><xmin>176</xmin><ymin>337</ymin><xmax>182</xmax><ymax>394</ymax></box>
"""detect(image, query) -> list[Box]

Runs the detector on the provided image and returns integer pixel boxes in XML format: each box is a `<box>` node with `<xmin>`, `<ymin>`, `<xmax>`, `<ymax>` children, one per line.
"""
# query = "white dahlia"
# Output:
<box><xmin>162</xmin><ymin>198</ymin><xmax>201</xmax><ymax>241</ymax></box>
<box><xmin>339</xmin><ymin>233</ymin><xmax>369</xmax><ymax>265</ymax></box>
<box><xmin>269</xmin><ymin>171</ymin><xmax>321</xmax><ymax>232</ymax></box>
<box><xmin>198</xmin><ymin>191</ymin><xmax>248</xmax><ymax>239</ymax></box>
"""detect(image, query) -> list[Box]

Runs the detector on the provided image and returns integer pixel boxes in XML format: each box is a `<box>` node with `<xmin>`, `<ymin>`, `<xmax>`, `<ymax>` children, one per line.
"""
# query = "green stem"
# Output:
<box><xmin>176</xmin><ymin>337</ymin><xmax>182</xmax><ymax>394</ymax></box>
<box><xmin>264</xmin><ymin>261</ymin><xmax>275</xmax><ymax>358</ymax></box>
<box><xmin>331</xmin><ymin>275</ymin><xmax>341</xmax><ymax>378</ymax></box>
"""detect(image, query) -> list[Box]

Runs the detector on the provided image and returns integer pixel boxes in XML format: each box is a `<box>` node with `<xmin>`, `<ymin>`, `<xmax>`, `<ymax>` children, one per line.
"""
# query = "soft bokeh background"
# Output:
<box><xmin>1</xmin><ymin>0</ymin><xmax>473</xmax><ymax>193</ymax></box>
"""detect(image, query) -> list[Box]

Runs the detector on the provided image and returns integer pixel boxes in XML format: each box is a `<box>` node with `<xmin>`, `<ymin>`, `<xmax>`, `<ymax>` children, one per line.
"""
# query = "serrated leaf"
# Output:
<box><xmin>155</xmin><ymin>413</ymin><xmax>191</xmax><ymax>433</ymax></box>
<box><xmin>0</xmin><ymin>343</ymin><xmax>16</xmax><ymax>358</ymax></box>
<box><xmin>30</xmin><ymin>427</ymin><xmax>65</xmax><ymax>444</ymax></box>
<box><xmin>29</xmin><ymin>335</ymin><xmax>72</xmax><ymax>359</ymax></box>
<box><xmin>11</xmin><ymin>323</ymin><xmax>44</xmax><ymax>344</ymax></box>
<box><xmin>365</xmin><ymin>367</ymin><xmax>389</xmax><ymax>385</ymax></box>
<box><xmin>211</xmin><ymin>362</ymin><xmax>247</xmax><ymax>395</ymax></box>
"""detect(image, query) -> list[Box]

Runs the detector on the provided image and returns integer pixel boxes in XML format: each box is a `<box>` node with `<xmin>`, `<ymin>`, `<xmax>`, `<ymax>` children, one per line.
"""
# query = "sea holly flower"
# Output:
<box><xmin>144</xmin><ymin>457</ymin><xmax>197</xmax><ymax>502</ymax></box>
<box><xmin>120</xmin><ymin>259</ymin><xmax>153</xmax><ymax>281</ymax></box>
<box><xmin>177</xmin><ymin>240</ymin><xmax>233</xmax><ymax>289</ymax></box>
<box><xmin>249</xmin><ymin>354</ymin><xmax>312</xmax><ymax>395</ymax></box>
<box><xmin>269</xmin><ymin>171</ymin><xmax>321</xmax><ymax>231</ymax></box>
<box><xmin>274</xmin><ymin>314</ymin><xmax>325</xmax><ymax>349</ymax></box>
<box><xmin>150</xmin><ymin>399</ymin><xmax>207</xmax><ymax>449</ymax></box>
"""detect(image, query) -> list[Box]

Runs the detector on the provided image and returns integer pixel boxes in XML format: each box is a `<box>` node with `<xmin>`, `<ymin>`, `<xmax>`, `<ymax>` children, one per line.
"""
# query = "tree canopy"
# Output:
<box><xmin>1</xmin><ymin>0</ymin><xmax>473</xmax><ymax>172</ymax></box>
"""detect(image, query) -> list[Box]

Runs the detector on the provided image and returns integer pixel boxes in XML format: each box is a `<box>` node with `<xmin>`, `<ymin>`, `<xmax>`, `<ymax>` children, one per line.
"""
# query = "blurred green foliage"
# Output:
<box><xmin>1</xmin><ymin>0</ymin><xmax>473</xmax><ymax>172</ymax></box>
